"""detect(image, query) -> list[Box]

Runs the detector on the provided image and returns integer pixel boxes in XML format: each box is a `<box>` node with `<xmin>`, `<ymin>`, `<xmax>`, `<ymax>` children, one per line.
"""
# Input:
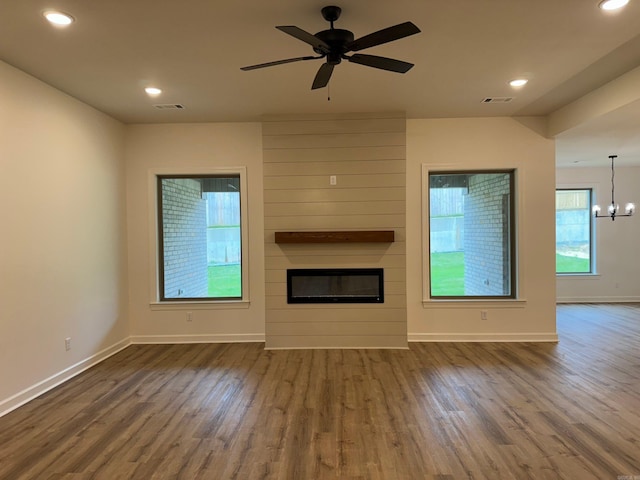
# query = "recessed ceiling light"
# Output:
<box><xmin>43</xmin><ymin>11</ymin><xmax>74</xmax><ymax>26</ymax></box>
<box><xmin>509</xmin><ymin>79</ymin><xmax>528</xmax><ymax>88</ymax></box>
<box><xmin>145</xmin><ymin>87</ymin><xmax>162</xmax><ymax>96</ymax></box>
<box><xmin>599</xmin><ymin>0</ymin><xmax>629</xmax><ymax>10</ymax></box>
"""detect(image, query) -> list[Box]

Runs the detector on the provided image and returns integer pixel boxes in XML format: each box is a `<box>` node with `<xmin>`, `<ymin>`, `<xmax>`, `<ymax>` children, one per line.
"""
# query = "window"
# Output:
<box><xmin>428</xmin><ymin>170</ymin><xmax>515</xmax><ymax>298</ymax></box>
<box><xmin>157</xmin><ymin>174</ymin><xmax>245</xmax><ymax>301</ymax></box>
<box><xmin>556</xmin><ymin>189</ymin><xmax>592</xmax><ymax>274</ymax></box>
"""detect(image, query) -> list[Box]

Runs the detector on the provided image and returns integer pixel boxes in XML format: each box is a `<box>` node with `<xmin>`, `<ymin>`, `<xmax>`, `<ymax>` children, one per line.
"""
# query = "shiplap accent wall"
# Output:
<box><xmin>263</xmin><ymin>113</ymin><xmax>407</xmax><ymax>349</ymax></box>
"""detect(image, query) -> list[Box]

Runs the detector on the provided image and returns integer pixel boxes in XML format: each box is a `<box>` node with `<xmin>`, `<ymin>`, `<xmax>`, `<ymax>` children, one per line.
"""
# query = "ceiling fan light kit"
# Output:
<box><xmin>241</xmin><ymin>5</ymin><xmax>421</xmax><ymax>90</ymax></box>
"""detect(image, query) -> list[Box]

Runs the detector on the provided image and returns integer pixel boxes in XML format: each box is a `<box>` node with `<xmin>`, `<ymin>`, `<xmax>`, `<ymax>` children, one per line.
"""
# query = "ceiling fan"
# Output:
<box><xmin>241</xmin><ymin>6</ymin><xmax>421</xmax><ymax>90</ymax></box>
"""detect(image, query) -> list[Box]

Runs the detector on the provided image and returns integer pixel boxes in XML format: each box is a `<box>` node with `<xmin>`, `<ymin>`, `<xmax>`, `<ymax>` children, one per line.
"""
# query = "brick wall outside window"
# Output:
<box><xmin>464</xmin><ymin>173</ymin><xmax>511</xmax><ymax>296</ymax></box>
<box><xmin>161</xmin><ymin>178</ymin><xmax>208</xmax><ymax>298</ymax></box>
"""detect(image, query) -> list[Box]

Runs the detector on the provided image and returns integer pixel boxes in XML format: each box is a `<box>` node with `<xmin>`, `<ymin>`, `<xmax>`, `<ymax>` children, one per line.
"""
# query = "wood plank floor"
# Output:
<box><xmin>1</xmin><ymin>304</ymin><xmax>639</xmax><ymax>479</ymax></box>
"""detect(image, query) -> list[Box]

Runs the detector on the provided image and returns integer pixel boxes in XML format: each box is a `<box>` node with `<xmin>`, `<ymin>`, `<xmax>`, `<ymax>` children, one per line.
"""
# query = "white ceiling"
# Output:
<box><xmin>1</xmin><ymin>0</ymin><xmax>640</xmax><ymax>166</ymax></box>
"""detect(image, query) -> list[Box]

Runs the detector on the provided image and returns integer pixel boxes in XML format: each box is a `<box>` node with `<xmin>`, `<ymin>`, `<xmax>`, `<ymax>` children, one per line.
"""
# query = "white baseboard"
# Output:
<box><xmin>408</xmin><ymin>332</ymin><xmax>559</xmax><ymax>342</ymax></box>
<box><xmin>130</xmin><ymin>333</ymin><xmax>265</xmax><ymax>344</ymax></box>
<box><xmin>557</xmin><ymin>296</ymin><xmax>640</xmax><ymax>303</ymax></box>
<box><xmin>0</xmin><ymin>337</ymin><xmax>131</xmax><ymax>418</ymax></box>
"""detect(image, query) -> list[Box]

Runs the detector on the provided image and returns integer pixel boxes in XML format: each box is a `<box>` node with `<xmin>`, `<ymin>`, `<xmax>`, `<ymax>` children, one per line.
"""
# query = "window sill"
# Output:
<box><xmin>556</xmin><ymin>273</ymin><xmax>600</xmax><ymax>278</ymax></box>
<box><xmin>422</xmin><ymin>299</ymin><xmax>527</xmax><ymax>309</ymax></box>
<box><xmin>150</xmin><ymin>300</ymin><xmax>250</xmax><ymax>311</ymax></box>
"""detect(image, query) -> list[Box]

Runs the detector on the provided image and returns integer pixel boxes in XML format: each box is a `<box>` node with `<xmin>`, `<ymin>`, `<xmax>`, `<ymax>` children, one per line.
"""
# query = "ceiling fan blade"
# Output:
<box><xmin>345</xmin><ymin>22</ymin><xmax>421</xmax><ymax>52</ymax></box>
<box><xmin>276</xmin><ymin>26</ymin><xmax>330</xmax><ymax>53</ymax></box>
<box><xmin>347</xmin><ymin>54</ymin><xmax>414</xmax><ymax>73</ymax></box>
<box><xmin>312</xmin><ymin>63</ymin><xmax>334</xmax><ymax>90</ymax></box>
<box><xmin>241</xmin><ymin>56</ymin><xmax>321</xmax><ymax>71</ymax></box>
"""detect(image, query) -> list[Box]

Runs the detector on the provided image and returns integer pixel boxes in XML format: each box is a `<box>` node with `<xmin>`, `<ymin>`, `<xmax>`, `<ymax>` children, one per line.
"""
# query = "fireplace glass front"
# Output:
<box><xmin>287</xmin><ymin>268</ymin><xmax>384</xmax><ymax>304</ymax></box>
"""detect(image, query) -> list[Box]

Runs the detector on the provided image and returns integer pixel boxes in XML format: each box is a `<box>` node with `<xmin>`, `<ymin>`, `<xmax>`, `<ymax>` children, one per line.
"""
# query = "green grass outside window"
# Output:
<box><xmin>208</xmin><ymin>264</ymin><xmax>241</xmax><ymax>297</ymax></box>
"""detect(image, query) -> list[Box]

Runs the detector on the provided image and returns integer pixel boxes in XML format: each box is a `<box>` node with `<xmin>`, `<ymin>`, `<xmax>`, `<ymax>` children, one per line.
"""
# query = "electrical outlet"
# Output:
<box><xmin>330</xmin><ymin>175</ymin><xmax>337</xmax><ymax>185</ymax></box>
<box><xmin>187</xmin><ymin>312</ymin><xmax>192</xmax><ymax>322</ymax></box>
<box><xmin>65</xmin><ymin>337</ymin><xmax>71</xmax><ymax>351</ymax></box>
<box><xmin>480</xmin><ymin>311</ymin><xmax>488</xmax><ymax>321</ymax></box>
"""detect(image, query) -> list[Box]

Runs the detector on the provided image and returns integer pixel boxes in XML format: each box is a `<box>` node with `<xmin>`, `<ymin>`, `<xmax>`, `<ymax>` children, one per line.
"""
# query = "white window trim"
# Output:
<box><xmin>148</xmin><ymin>166</ymin><xmax>250</xmax><ymax>308</ymax></box>
<box><xmin>421</xmin><ymin>164</ymin><xmax>524</xmax><ymax>304</ymax></box>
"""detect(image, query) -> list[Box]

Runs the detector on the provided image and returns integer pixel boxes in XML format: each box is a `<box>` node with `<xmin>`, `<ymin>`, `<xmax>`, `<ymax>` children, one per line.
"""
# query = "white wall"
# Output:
<box><xmin>406</xmin><ymin>118</ymin><xmax>557</xmax><ymax>341</ymax></box>
<box><xmin>557</xmin><ymin>166</ymin><xmax>640</xmax><ymax>302</ymax></box>
<box><xmin>0</xmin><ymin>61</ymin><xmax>129</xmax><ymax>414</ymax></box>
<box><xmin>125</xmin><ymin>123</ymin><xmax>265</xmax><ymax>342</ymax></box>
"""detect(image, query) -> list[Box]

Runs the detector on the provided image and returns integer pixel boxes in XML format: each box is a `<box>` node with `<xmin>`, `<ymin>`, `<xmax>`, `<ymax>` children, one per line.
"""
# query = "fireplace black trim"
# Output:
<box><xmin>287</xmin><ymin>268</ymin><xmax>384</xmax><ymax>304</ymax></box>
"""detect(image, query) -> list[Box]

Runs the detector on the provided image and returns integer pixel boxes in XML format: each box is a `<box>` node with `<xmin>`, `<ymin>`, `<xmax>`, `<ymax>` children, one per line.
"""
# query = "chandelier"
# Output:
<box><xmin>592</xmin><ymin>155</ymin><xmax>635</xmax><ymax>221</ymax></box>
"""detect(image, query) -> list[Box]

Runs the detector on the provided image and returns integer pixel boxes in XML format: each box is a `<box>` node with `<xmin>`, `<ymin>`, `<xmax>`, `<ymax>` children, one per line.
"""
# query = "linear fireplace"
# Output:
<box><xmin>287</xmin><ymin>268</ymin><xmax>384</xmax><ymax>304</ymax></box>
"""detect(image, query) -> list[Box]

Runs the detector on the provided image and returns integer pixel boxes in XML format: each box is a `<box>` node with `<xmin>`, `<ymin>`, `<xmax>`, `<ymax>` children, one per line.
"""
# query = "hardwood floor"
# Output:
<box><xmin>1</xmin><ymin>304</ymin><xmax>639</xmax><ymax>479</ymax></box>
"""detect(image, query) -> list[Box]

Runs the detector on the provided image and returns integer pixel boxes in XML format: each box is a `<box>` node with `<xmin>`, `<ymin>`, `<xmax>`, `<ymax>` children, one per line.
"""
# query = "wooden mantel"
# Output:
<box><xmin>274</xmin><ymin>230</ymin><xmax>394</xmax><ymax>244</ymax></box>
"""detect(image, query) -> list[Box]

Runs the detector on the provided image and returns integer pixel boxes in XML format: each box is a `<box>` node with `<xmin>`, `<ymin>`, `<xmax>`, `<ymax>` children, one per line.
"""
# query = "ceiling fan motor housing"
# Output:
<box><xmin>314</xmin><ymin>29</ymin><xmax>355</xmax><ymax>63</ymax></box>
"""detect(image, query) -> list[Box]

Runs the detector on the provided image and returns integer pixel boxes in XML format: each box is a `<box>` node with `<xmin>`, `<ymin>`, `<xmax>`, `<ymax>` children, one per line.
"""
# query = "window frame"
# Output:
<box><xmin>555</xmin><ymin>187</ymin><xmax>594</xmax><ymax>276</ymax></box>
<box><xmin>149</xmin><ymin>166</ymin><xmax>250</xmax><ymax>306</ymax></box>
<box><xmin>424</xmin><ymin>168</ymin><xmax>517</xmax><ymax>301</ymax></box>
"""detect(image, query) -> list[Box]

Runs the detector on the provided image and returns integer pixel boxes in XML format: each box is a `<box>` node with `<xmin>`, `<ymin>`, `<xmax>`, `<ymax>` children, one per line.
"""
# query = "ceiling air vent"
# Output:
<box><xmin>153</xmin><ymin>104</ymin><xmax>185</xmax><ymax>110</ymax></box>
<box><xmin>481</xmin><ymin>97</ymin><xmax>513</xmax><ymax>104</ymax></box>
